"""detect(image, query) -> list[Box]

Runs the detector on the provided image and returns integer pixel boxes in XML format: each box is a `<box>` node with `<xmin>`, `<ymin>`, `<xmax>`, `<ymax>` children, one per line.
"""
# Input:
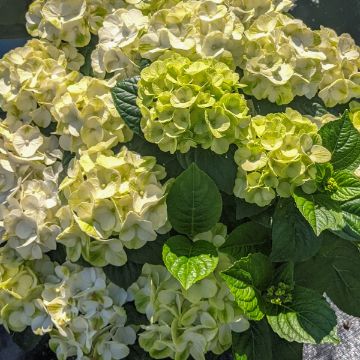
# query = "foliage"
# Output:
<box><xmin>1</xmin><ymin>1</ymin><xmax>360</xmax><ymax>360</ymax></box>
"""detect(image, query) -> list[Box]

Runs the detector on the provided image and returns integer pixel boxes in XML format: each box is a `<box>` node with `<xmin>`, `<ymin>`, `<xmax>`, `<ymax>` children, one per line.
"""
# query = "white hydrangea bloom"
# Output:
<box><xmin>138</xmin><ymin>0</ymin><xmax>244</xmax><ymax>67</ymax></box>
<box><xmin>0</xmin><ymin>39</ymin><xmax>82</xmax><ymax>127</ymax></box>
<box><xmin>0</xmin><ymin>247</ymin><xmax>54</xmax><ymax>333</ymax></box>
<box><xmin>128</xmin><ymin>264</ymin><xmax>250</xmax><ymax>360</ymax></box>
<box><xmin>26</xmin><ymin>0</ymin><xmax>128</xmax><ymax>47</ymax></box>
<box><xmin>51</xmin><ymin>76</ymin><xmax>133</xmax><ymax>152</ymax></box>
<box><xmin>91</xmin><ymin>8</ymin><xmax>149</xmax><ymax>82</ymax></box>
<box><xmin>58</xmin><ymin>140</ymin><xmax>170</xmax><ymax>266</ymax></box>
<box><xmin>38</xmin><ymin>262</ymin><xmax>136</xmax><ymax>360</ymax></box>
<box><xmin>225</xmin><ymin>0</ymin><xmax>295</xmax><ymax>28</ymax></box>
<box><xmin>0</xmin><ymin>120</ymin><xmax>63</xmax><ymax>259</ymax></box>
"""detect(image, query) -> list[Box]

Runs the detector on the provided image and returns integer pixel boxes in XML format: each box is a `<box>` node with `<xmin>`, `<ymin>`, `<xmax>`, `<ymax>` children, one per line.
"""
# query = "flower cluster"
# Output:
<box><xmin>0</xmin><ymin>247</ymin><xmax>55</xmax><ymax>333</ymax></box>
<box><xmin>51</xmin><ymin>76</ymin><xmax>133</xmax><ymax>152</ymax></box>
<box><xmin>26</xmin><ymin>0</ymin><xmax>127</xmax><ymax>47</ymax></box>
<box><xmin>58</xmin><ymin>140</ymin><xmax>170</xmax><ymax>266</ymax></box>
<box><xmin>138</xmin><ymin>0</ymin><xmax>244</xmax><ymax>66</ymax></box>
<box><xmin>233</xmin><ymin>108</ymin><xmax>331</xmax><ymax>206</ymax></box>
<box><xmin>225</xmin><ymin>0</ymin><xmax>294</xmax><ymax>27</ymax></box>
<box><xmin>0</xmin><ymin>118</ymin><xmax>63</xmax><ymax>260</ymax></box>
<box><xmin>137</xmin><ymin>53</ymin><xmax>250</xmax><ymax>154</ymax></box>
<box><xmin>316</xmin><ymin>28</ymin><xmax>360</xmax><ymax>107</ymax></box>
<box><xmin>39</xmin><ymin>262</ymin><xmax>136</xmax><ymax>360</ymax></box>
<box><xmin>91</xmin><ymin>8</ymin><xmax>149</xmax><ymax>81</ymax></box>
<box><xmin>239</xmin><ymin>13</ymin><xmax>360</xmax><ymax>106</ymax></box>
<box><xmin>0</xmin><ymin>39</ymin><xmax>81</xmax><ymax>128</ymax></box>
<box><xmin>128</xmin><ymin>264</ymin><xmax>249</xmax><ymax>360</ymax></box>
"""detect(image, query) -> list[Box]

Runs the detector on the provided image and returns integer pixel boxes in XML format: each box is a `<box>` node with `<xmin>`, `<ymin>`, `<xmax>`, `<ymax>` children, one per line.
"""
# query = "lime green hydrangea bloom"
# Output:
<box><xmin>51</xmin><ymin>76</ymin><xmax>133</xmax><ymax>152</ymax></box>
<box><xmin>91</xmin><ymin>8</ymin><xmax>149</xmax><ymax>82</ymax></box>
<box><xmin>0</xmin><ymin>39</ymin><xmax>81</xmax><ymax>128</ymax></box>
<box><xmin>234</xmin><ymin>108</ymin><xmax>332</xmax><ymax>207</ymax></box>
<box><xmin>37</xmin><ymin>262</ymin><xmax>136</xmax><ymax>360</ymax></box>
<box><xmin>128</xmin><ymin>264</ymin><xmax>249</xmax><ymax>360</ymax></box>
<box><xmin>138</xmin><ymin>0</ymin><xmax>244</xmax><ymax>67</ymax></box>
<box><xmin>0</xmin><ymin>247</ymin><xmax>55</xmax><ymax>333</ymax></box>
<box><xmin>137</xmin><ymin>53</ymin><xmax>250</xmax><ymax>154</ymax></box>
<box><xmin>58</xmin><ymin>140</ymin><xmax>170</xmax><ymax>266</ymax></box>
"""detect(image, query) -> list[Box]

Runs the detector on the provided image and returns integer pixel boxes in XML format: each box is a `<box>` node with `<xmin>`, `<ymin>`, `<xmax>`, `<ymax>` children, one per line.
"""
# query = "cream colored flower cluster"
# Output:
<box><xmin>26</xmin><ymin>0</ymin><xmax>128</xmax><ymax>47</ymax></box>
<box><xmin>51</xmin><ymin>76</ymin><xmax>133</xmax><ymax>152</ymax></box>
<box><xmin>0</xmin><ymin>248</ymin><xmax>136</xmax><ymax>360</ymax></box>
<box><xmin>58</xmin><ymin>140</ymin><xmax>170</xmax><ymax>266</ymax></box>
<box><xmin>0</xmin><ymin>247</ymin><xmax>55</xmax><ymax>333</ymax></box>
<box><xmin>240</xmin><ymin>13</ymin><xmax>360</xmax><ymax>106</ymax></box>
<box><xmin>128</xmin><ymin>264</ymin><xmax>249</xmax><ymax>360</ymax></box>
<box><xmin>137</xmin><ymin>53</ymin><xmax>250</xmax><ymax>154</ymax></box>
<box><xmin>0</xmin><ymin>39</ymin><xmax>82</xmax><ymax>128</ymax></box>
<box><xmin>39</xmin><ymin>262</ymin><xmax>136</xmax><ymax>360</ymax></box>
<box><xmin>234</xmin><ymin>108</ymin><xmax>331</xmax><ymax>206</ymax></box>
<box><xmin>0</xmin><ymin>117</ymin><xmax>64</xmax><ymax>260</ymax></box>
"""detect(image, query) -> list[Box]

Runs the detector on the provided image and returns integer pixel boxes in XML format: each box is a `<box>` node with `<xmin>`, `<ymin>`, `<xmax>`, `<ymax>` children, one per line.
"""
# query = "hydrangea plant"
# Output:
<box><xmin>1</xmin><ymin>1</ymin><xmax>360</xmax><ymax>360</ymax></box>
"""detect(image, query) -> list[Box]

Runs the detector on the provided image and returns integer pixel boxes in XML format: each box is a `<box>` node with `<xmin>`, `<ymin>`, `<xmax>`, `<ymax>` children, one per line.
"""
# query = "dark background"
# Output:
<box><xmin>0</xmin><ymin>0</ymin><xmax>359</xmax><ymax>359</ymax></box>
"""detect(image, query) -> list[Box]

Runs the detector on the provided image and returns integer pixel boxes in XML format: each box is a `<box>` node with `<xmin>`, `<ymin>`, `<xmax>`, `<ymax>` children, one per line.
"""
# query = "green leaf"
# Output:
<box><xmin>127</xmin><ymin>234</ymin><xmax>168</xmax><ymax>265</ymax></box>
<box><xmin>103</xmin><ymin>261</ymin><xmax>142</xmax><ymax>289</ymax></box>
<box><xmin>221</xmin><ymin>253</ymin><xmax>273</xmax><ymax>320</ymax></box>
<box><xmin>167</xmin><ymin>163</ymin><xmax>222</xmax><ymax>236</ymax></box>
<box><xmin>271</xmin><ymin>198</ymin><xmax>321</xmax><ymax>262</ymax></box>
<box><xmin>219</xmin><ymin>221</ymin><xmax>270</xmax><ymax>259</ymax></box>
<box><xmin>331</xmin><ymin>170</ymin><xmax>360</xmax><ymax>201</ymax></box>
<box><xmin>162</xmin><ymin>235</ymin><xmax>218</xmax><ymax>290</ymax></box>
<box><xmin>232</xmin><ymin>319</ymin><xmax>272</xmax><ymax>360</ymax></box>
<box><xmin>295</xmin><ymin>232</ymin><xmax>360</xmax><ymax>317</ymax></box>
<box><xmin>271</xmin><ymin>332</ymin><xmax>303</xmax><ymax>360</ymax></box>
<box><xmin>293</xmin><ymin>190</ymin><xmax>343</xmax><ymax>236</ymax></box>
<box><xmin>267</xmin><ymin>286</ymin><xmax>337</xmax><ymax>344</ymax></box>
<box><xmin>127</xmin><ymin>342</ymin><xmax>152</xmax><ymax>360</ymax></box>
<box><xmin>111</xmin><ymin>76</ymin><xmax>142</xmax><ymax>134</ymax></box>
<box><xmin>177</xmin><ymin>146</ymin><xmax>237</xmax><ymax>195</ymax></box>
<box><xmin>319</xmin><ymin>111</ymin><xmax>360</xmax><ymax>171</ymax></box>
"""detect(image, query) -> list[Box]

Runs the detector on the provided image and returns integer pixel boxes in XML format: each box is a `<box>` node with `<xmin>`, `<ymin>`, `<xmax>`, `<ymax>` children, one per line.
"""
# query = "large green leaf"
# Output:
<box><xmin>267</xmin><ymin>286</ymin><xmax>337</xmax><ymax>344</ymax></box>
<box><xmin>319</xmin><ymin>111</ymin><xmax>360</xmax><ymax>171</ymax></box>
<box><xmin>271</xmin><ymin>198</ymin><xmax>321</xmax><ymax>262</ymax></box>
<box><xmin>167</xmin><ymin>163</ymin><xmax>222</xmax><ymax>236</ymax></box>
<box><xmin>10</xmin><ymin>326</ymin><xmax>44</xmax><ymax>352</ymax></box>
<box><xmin>293</xmin><ymin>190</ymin><xmax>343</xmax><ymax>236</ymax></box>
<box><xmin>162</xmin><ymin>235</ymin><xmax>218</xmax><ymax>290</ymax></box>
<box><xmin>295</xmin><ymin>233</ymin><xmax>360</xmax><ymax>317</ymax></box>
<box><xmin>111</xmin><ymin>76</ymin><xmax>142</xmax><ymax>134</ymax></box>
<box><xmin>331</xmin><ymin>170</ymin><xmax>360</xmax><ymax>201</ymax></box>
<box><xmin>232</xmin><ymin>320</ymin><xmax>272</xmax><ymax>360</ymax></box>
<box><xmin>177</xmin><ymin>147</ymin><xmax>237</xmax><ymax>195</ymax></box>
<box><xmin>219</xmin><ymin>221</ymin><xmax>270</xmax><ymax>259</ymax></box>
<box><xmin>103</xmin><ymin>261</ymin><xmax>142</xmax><ymax>289</ymax></box>
<box><xmin>221</xmin><ymin>253</ymin><xmax>273</xmax><ymax>320</ymax></box>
